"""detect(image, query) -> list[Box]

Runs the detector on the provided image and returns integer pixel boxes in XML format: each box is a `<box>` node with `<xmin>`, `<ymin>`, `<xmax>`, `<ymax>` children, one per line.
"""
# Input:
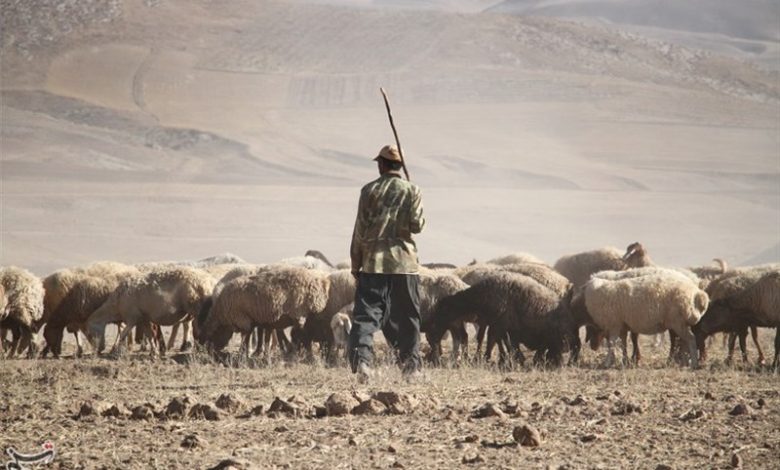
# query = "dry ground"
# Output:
<box><xmin>1</xmin><ymin>331</ymin><xmax>778</xmax><ymax>470</ymax></box>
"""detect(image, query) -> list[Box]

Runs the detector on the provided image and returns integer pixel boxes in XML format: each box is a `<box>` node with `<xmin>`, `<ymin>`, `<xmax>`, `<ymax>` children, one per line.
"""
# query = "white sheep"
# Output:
<box><xmin>87</xmin><ymin>266</ymin><xmax>215</xmax><ymax>356</ymax></box>
<box><xmin>0</xmin><ymin>266</ymin><xmax>45</xmax><ymax>357</ymax></box>
<box><xmin>553</xmin><ymin>246</ymin><xmax>627</xmax><ymax>289</ymax></box>
<box><xmin>277</xmin><ymin>255</ymin><xmax>333</xmax><ymax>272</ymax></box>
<box><xmin>575</xmin><ymin>271</ymin><xmax>708</xmax><ymax>369</ymax></box>
<box><xmin>197</xmin><ymin>266</ymin><xmax>330</xmax><ymax>354</ymax></box>
<box><xmin>291</xmin><ymin>269</ymin><xmax>356</xmax><ymax>362</ymax></box>
<box><xmin>330</xmin><ymin>310</ymin><xmax>353</xmax><ymax>360</ymax></box>
<box><xmin>486</xmin><ymin>252</ymin><xmax>547</xmax><ymax>266</ymax></box>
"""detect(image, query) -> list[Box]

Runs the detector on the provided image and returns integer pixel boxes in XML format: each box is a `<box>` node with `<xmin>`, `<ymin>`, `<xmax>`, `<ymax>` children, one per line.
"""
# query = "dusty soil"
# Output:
<box><xmin>1</xmin><ymin>332</ymin><xmax>778</xmax><ymax>470</ymax></box>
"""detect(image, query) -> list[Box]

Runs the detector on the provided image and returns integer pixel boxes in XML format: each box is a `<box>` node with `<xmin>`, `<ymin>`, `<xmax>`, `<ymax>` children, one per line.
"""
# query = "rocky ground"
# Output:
<box><xmin>1</xmin><ymin>334</ymin><xmax>778</xmax><ymax>469</ymax></box>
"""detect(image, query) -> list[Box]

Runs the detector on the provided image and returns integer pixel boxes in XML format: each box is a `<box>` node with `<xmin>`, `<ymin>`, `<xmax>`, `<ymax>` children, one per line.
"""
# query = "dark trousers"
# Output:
<box><xmin>348</xmin><ymin>273</ymin><xmax>422</xmax><ymax>373</ymax></box>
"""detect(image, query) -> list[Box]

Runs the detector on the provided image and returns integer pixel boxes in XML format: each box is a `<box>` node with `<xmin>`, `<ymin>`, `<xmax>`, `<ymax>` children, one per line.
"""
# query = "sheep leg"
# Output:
<box><xmin>750</xmin><ymin>326</ymin><xmax>765</xmax><ymax>365</ymax></box>
<box><xmin>484</xmin><ymin>325</ymin><xmax>498</xmax><ymax>363</ymax></box>
<box><xmin>251</xmin><ymin>327</ymin><xmax>259</xmax><ymax>353</ymax></box>
<box><xmin>630</xmin><ymin>332</ymin><xmax>641</xmax><ymax>364</ymax></box>
<box><xmin>276</xmin><ymin>328</ymin><xmax>293</xmax><ymax>359</ymax></box>
<box><xmin>603</xmin><ymin>335</ymin><xmax>617</xmax><ymax>368</ymax></box>
<box><xmin>725</xmin><ymin>332</ymin><xmax>738</xmax><ymax>364</ymax></box>
<box><xmin>451</xmin><ymin>325</ymin><xmax>468</xmax><ymax>362</ymax></box>
<box><xmin>240</xmin><ymin>331</ymin><xmax>251</xmax><ymax>360</ymax></box>
<box><xmin>460</xmin><ymin>325</ymin><xmax>469</xmax><ymax>361</ymax></box>
<box><xmin>773</xmin><ymin>328</ymin><xmax>779</xmax><ymax>370</ymax></box>
<box><xmin>475</xmin><ymin>322</ymin><xmax>486</xmax><ymax>357</ymax></box>
<box><xmin>619</xmin><ymin>330</ymin><xmax>629</xmax><ymax>367</ymax></box>
<box><xmin>180</xmin><ymin>321</ymin><xmax>192</xmax><ymax>351</ymax></box>
<box><xmin>111</xmin><ymin>322</ymin><xmax>137</xmax><ymax>357</ymax></box>
<box><xmin>168</xmin><ymin>322</ymin><xmax>180</xmax><ymax>351</ymax></box>
<box><xmin>738</xmin><ymin>330</ymin><xmax>748</xmax><ymax>364</ymax></box>
<box><xmin>74</xmin><ymin>330</ymin><xmax>83</xmax><ymax>358</ymax></box>
<box><xmin>155</xmin><ymin>324</ymin><xmax>167</xmax><ymax>356</ymax></box>
<box><xmin>681</xmin><ymin>327</ymin><xmax>699</xmax><ymax>369</ymax></box>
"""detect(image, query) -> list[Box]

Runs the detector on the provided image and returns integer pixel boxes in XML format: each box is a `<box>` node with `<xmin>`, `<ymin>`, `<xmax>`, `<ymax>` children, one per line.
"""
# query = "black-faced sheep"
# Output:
<box><xmin>427</xmin><ymin>272</ymin><xmax>578</xmax><ymax>367</ymax></box>
<box><xmin>196</xmin><ymin>266</ymin><xmax>330</xmax><ymax>353</ymax></box>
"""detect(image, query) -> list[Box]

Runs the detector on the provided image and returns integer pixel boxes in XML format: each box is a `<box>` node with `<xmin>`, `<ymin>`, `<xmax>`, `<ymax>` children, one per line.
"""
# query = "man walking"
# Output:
<box><xmin>348</xmin><ymin>144</ymin><xmax>425</xmax><ymax>382</ymax></box>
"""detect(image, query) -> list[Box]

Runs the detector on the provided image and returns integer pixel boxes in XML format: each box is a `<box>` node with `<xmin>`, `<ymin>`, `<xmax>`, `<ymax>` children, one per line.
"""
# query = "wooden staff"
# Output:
<box><xmin>380</xmin><ymin>87</ymin><xmax>410</xmax><ymax>181</ymax></box>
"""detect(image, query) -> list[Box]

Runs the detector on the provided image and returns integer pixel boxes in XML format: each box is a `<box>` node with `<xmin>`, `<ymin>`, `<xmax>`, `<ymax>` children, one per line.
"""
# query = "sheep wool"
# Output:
<box><xmin>583</xmin><ymin>273</ymin><xmax>708</xmax><ymax>368</ymax></box>
<box><xmin>486</xmin><ymin>252</ymin><xmax>546</xmax><ymax>266</ymax></box>
<box><xmin>553</xmin><ymin>247</ymin><xmax>626</xmax><ymax>289</ymax></box>
<box><xmin>199</xmin><ymin>266</ymin><xmax>330</xmax><ymax>351</ymax></box>
<box><xmin>0</xmin><ymin>266</ymin><xmax>45</xmax><ymax>329</ymax></box>
<box><xmin>87</xmin><ymin>266</ymin><xmax>216</xmax><ymax>354</ymax></box>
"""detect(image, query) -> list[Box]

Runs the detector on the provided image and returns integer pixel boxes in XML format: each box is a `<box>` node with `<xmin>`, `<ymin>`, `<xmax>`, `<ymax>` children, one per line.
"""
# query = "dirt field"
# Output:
<box><xmin>1</xmin><ymin>332</ymin><xmax>777</xmax><ymax>470</ymax></box>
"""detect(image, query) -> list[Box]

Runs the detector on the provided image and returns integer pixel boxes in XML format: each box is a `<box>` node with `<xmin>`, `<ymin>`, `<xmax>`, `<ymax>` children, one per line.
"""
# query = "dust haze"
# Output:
<box><xmin>1</xmin><ymin>0</ymin><xmax>778</xmax><ymax>274</ymax></box>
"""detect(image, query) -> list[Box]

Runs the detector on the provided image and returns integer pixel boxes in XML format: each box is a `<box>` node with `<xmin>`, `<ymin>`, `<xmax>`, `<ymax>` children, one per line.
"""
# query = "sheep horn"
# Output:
<box><xmin>712</xmin><ymin>258</ymin><xmax>727</xmax><ymax>274</ymax></box>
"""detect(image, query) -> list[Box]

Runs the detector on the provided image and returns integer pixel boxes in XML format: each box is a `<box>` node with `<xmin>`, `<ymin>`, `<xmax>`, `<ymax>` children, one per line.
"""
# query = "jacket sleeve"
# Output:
<box><xmin>350</xmin><ymin>188</ymin><xmax>368</xmax><ymax>272</ymax></box>
<box><xmin>410</xmin><ymin>185</ymin><xmax>425</xmax><ymax>234</ymax></box>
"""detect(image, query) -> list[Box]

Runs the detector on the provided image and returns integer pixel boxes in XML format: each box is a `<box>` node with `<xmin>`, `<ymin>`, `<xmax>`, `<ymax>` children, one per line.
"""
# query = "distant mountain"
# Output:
<box><xmin>488</xmin><ymin>0</ymin><xmax>780</xmax><ymax>69</ymax></box>
<box><xmin>488</xmin><ymin>0</ymin><xmax>780</xmax><ymax>41</ymax></box>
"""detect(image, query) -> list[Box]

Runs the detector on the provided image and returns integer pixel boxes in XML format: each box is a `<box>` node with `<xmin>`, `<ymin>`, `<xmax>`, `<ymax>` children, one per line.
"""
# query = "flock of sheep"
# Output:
<box><xmin>0</xmin><ymin>243</ymin><xmax>778</xmax><ymax>370</ymax></box>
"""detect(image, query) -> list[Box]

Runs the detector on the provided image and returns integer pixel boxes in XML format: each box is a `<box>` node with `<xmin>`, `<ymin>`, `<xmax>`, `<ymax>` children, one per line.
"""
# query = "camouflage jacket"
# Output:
<box><xmin>350</xmin><ymin>172</ymin><xmax>425</xmax><ymax>274</ymax></box>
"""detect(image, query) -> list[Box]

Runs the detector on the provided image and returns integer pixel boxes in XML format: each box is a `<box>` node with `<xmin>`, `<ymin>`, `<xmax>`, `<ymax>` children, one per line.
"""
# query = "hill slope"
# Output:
<box><xmin>1</xmin><ymin>0</ymin><xmax>778</xmax><ymax>273</ymax></box>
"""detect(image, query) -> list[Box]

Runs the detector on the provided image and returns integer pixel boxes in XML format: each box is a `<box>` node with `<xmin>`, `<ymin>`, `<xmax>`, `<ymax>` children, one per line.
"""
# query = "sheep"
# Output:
<box><xmin>417</xmin><ymin>271</ymin><xmax>471</xmax><ymax>362</ymax></box>
<box><xmin>196</xmin><ymin>266</ymin><xmax>330</xmax><ymax>354</ymax></box>
<box><xmin>277</xmin><ymin>255</ymin><xmax>333</xmax><ymax>272</ymax></box>
<box><xmin>453</xmin><ymin>263</ymin><xmax>571</xmax><ymax>357</ymax></box>
<box><xmin>330</xmin><ymin>310</ymin><xmax>352</xmax><ymax>360</ymax></box>
<box><xmin>553</xmin><ymin>247</ymin><xmax>627</xmax><ymax>290</ymax></box>
<box><xmin>87</xmin><ymin>266</ymin><xmax>215</xmax><ymax>356</ymax></box>
<box><xmin>486</xmin><ymin>252</ymin><xmax>547</xmax><ymax>266</ymax></box>
<box><xmin>688</xmin><ymin>259</ymin><xmax>728</xmax><ymax>288</ymax></box>
<box><xmin>41</xmin><ymin>262</ymin><xmax>138</xmax><ymax>327</ymax></box>
<box><xmin>694</xmin><ymin>269</ymin><xmax>780</xmax><ymax>367</ymax></box>
<box><xmin>42</xmin><ymin>275</ymin><xmax>114</xmax><ymax>358</ymax></box>
<box><xmin>585</xmin><ymin>267</ymin><xmax>701</xmax><ymax>364</ymax></box>
<box><xmin>40</xmin><ymin>262</ymin><xmax>140</xmax><ymax>356</ymax></box>
<box><xmin>290</xmin><ymin>269</ymin><xmax>356</xmax><ymax>362</ymax></box>
<box><xmin>699</xmin><ymin>265</ymin><xmax>779</xmax><ymax>364</ymax></box>
<box><xmin>164</xmin><ymin>263</ymin><xmax>256</xmax><ymax>352</ymax></box>
<box><xmin>0</xmin><ymin>266</ymin><xmax>45</xmax><ymax>358</ymax></box>
<box><xmin>427</xmin><ymin>272</ymin><xmax>579</xmax><ymax>367</ymax></box>
<box><xmin>574</xmin><ymin>271</ymin><xmax>708</xmax><ymax>369</ymax></box>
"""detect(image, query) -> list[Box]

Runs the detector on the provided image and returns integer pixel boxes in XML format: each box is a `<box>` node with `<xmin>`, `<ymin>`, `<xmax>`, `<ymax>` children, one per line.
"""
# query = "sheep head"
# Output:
<box><xmin>622</xmin><ymin>242</ymin><xmax>654</xmax><ymax>268</ymax></box>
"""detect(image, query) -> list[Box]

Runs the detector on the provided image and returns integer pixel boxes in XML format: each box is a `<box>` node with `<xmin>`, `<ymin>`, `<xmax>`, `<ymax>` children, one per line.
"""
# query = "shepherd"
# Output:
<box><xmin>347</xmin><ymin>91</ymin><xmax>425</xmax><ymax>382</ymax></box>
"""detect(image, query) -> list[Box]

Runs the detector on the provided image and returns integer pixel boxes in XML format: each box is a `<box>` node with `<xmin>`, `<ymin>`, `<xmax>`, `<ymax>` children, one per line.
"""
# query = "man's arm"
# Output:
<box><xmin>409</xmin><ymin>185</ymin><xmax>425</xmax><ymax>234</ymax></box>
<box><xmin>350</xmin><ymin>188</ymin><xmax>368</xmax><ymax>276</ymax></box>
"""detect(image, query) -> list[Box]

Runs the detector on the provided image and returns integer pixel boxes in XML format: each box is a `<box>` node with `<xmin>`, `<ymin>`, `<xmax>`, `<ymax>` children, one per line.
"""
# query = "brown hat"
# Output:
<box><xmin>374</xmin><ymin>144</ymin><xmax>403</xmax><ymax>163</ymax></box>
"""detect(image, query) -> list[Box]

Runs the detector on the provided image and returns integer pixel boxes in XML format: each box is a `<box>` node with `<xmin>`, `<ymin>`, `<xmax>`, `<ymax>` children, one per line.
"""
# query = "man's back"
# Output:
<box><xmin>350</xmin><ymin>172</ymin><xmax>425</xmax><ymax>274</ymax></box>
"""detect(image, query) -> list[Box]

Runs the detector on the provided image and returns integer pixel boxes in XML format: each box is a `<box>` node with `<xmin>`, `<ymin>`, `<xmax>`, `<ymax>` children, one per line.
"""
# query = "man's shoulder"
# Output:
<box><xmin>361</xmin><ymin>175</ymin><xmax>421</xmax><ymax>196</ymax></box>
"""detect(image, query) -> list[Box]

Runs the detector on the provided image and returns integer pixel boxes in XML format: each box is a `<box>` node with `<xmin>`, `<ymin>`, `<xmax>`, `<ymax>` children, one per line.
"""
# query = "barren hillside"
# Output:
<box><xmin>1</xmin><ymin>0</ymin><xmax>778</xmax><ymax>273</ymax></box>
